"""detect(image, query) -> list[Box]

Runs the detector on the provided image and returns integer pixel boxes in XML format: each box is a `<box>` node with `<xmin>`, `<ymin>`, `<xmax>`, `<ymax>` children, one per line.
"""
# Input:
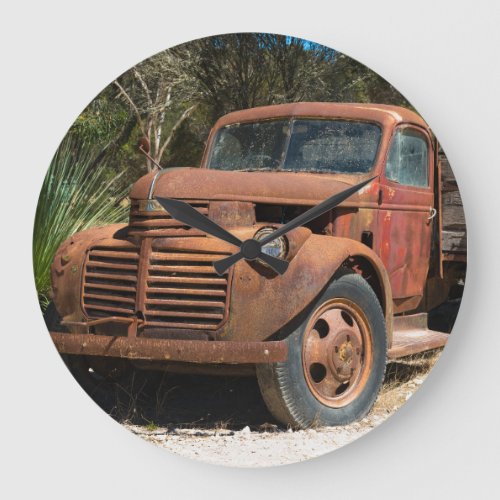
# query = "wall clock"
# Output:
<box><xmin>34</xmin><ymin>33</ymin><xmax>467</xmax><ymax>466</ymax></box>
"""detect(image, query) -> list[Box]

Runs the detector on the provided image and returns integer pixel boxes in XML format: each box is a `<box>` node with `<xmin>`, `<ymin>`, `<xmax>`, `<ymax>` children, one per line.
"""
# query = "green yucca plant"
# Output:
<box><xmin>33</xmin><ymin>136</ymin><xmax>129</xmax><ymax>310</ymax></box>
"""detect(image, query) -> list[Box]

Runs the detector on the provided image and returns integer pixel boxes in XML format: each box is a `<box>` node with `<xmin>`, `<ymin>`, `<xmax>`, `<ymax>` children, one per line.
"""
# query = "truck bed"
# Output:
<box><xmin>440</xmin><ymin>150</ymin><xmax>466</xmax><ymax>260</ymax></box>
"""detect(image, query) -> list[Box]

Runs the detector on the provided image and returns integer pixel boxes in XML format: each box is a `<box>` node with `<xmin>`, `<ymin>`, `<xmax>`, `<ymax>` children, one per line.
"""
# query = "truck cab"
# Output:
<box><xmin>49</xmin><ymin>102</ymin><xmax>453</xmax><ymax>428</ymax></box>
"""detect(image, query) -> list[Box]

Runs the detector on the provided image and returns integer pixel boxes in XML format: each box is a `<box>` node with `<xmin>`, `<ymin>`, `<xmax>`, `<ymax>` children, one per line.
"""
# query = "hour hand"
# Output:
<box><xmin>213</xmin><ymin>250</ymin><xmax>289</xmax><ymax>276</ymax></box>
<box><xmin>155</xmin><ymin>197</ymin><xmax>243</xmax><ymax>248</ymax></box>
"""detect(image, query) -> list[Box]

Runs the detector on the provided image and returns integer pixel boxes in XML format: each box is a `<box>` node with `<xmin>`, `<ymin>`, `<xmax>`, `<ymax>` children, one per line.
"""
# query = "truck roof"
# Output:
<box><xmin>213</xmin><ymin>102</ymin><xmax>428</xmax><ymax>130</ymax></box>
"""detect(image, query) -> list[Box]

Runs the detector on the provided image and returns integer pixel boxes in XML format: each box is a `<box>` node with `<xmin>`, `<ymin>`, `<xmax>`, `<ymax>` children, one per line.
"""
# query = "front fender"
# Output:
<box><xmin>224</xmin><ymin>234</ymin><xmax>393</xmax><ymax>343</ymax></box>
<box><xmin>51</xmin><ymin>224</ymin><xmax>129</xmax><ymax>322</ymax></box>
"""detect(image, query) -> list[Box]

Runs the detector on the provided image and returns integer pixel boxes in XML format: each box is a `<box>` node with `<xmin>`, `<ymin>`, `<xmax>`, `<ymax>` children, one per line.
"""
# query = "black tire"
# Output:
<box><xmin>256</xmin><ymin>272</ymin><xmax>387</xmax><ymax>429</ymax></box>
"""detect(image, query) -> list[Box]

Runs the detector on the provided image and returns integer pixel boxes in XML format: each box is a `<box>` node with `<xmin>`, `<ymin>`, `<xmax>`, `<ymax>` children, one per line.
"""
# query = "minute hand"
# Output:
<box><xmin>258</xmin><ymin>176</ymin><xmax>377</xmax><ymax>246</ymax></box>
<box><xmin>155</xmin><ymin>196</ymin><xmax>243</xmax><ymax>247</ymax></box>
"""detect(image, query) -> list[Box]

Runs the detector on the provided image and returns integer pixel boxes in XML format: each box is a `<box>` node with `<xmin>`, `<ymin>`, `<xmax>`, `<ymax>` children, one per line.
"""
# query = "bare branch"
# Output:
<box><xmin>133</xmin><ymin>68</ymin><xmax>153</xmax><ymax>107</ymax></box>
<box><xmin>157</xmin><ymin>104</ymin><xmax>197</xmax><ymax>161</ymax></box>
<box><xmin>114</xmin><ymin>80</ymin><xmax>146</xmax><ymax>136</ymax></box>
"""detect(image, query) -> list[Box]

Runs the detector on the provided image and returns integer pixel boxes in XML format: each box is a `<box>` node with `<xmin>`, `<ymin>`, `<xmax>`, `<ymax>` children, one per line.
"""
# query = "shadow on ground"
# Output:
<box><xmin>66</xmin><ymin>348</ymin><xmax>442</xmax><ymax>432</ymax></box>
<box><xmin>74</xmin><ymin>367</ymin><xmax>277</xmax><ymax>430</ymax></box>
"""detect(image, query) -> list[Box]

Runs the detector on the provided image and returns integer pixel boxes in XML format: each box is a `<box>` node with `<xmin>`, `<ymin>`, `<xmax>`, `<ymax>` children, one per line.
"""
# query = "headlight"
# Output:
<box><xmin>253</xmin><ymin>227</ymin><xmax>288</xmax><ymax>260</ymax></box>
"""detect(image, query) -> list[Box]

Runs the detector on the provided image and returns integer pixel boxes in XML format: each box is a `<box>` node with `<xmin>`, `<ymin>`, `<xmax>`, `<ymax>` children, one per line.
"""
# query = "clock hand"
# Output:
<box><xmin>258</xmin><ymin>252</ymin><xmax>290</xmax><ymax>274</ymax></box>
<box><xmin>213</xmin><ymin>250</ymin><xmax>289</xmax><ymax>276</ymax></box>
<box><xmin>259</xmin><ymin>176</ymin><xmax>377</xmax><ymax>246</ymax></box>
<box><xmin>213</xmin><ymin>251</ymin><xmax>243</xmax><ymax>275</ymax></box>
<box><xmin>155</xmin><ymin>196</ymin><xmax>243</xmax><ymax>248</ymax></box>
<box><xmin>155</xmin><ymin>196</ymin><xmax>287</xmax><ymax>275</ymax></box>
<box><xmin>213</xmin><ymin>176</ymin><xmax>377</xmax><ymax>275</ymax></box>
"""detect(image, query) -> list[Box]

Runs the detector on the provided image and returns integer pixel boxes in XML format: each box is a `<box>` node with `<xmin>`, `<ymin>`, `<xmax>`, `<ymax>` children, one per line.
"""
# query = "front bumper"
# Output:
<box><xmin>50</xmin><ymin>331</ymin><xmax>288</xmax><ymax>364</ymax></box>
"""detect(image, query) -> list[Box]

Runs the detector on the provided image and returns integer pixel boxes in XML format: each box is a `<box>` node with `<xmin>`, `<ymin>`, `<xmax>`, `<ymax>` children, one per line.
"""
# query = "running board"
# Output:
<box><xmin>388</xmin><ymin>313</ymin><xmax>449</xmax><ymax>359</ymax></box>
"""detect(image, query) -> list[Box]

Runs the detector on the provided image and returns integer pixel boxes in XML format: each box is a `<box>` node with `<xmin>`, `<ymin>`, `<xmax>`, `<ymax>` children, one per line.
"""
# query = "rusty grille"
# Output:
<box><xmin>82</xmin><ymin>247</ymin><xmax>140</xmax><ymax>319</ymax></box>
<box><xmin>145</xmin><ymin>249</ymin><xmax>230</xmax><ymax>330</ymax></box>
<box><xmin>128</xmin><ymin>200</ymin><xmax>209</xmax><ymax>237</ymax></box>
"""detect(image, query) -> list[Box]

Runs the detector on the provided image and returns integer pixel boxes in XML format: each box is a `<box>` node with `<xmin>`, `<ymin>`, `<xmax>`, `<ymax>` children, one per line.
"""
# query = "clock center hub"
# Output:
<box><xmin>241</xmin><ymin>239</ymin><xmax>261</xmax><ymax>260</ymax></box>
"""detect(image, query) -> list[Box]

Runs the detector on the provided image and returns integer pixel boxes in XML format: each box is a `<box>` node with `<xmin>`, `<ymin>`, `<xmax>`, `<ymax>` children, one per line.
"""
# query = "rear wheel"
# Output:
<box><xmin>256</xmin><ymin>272</ymin><xmax>387</xmax><ymax>428</ymax></box>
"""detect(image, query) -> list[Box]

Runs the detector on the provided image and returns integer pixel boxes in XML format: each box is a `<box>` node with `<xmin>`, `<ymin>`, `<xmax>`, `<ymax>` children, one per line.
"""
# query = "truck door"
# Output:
<box><xmin>377</xmin><ymin>125</ymin><xmax>435</xmax><ymax>313</ymax></box>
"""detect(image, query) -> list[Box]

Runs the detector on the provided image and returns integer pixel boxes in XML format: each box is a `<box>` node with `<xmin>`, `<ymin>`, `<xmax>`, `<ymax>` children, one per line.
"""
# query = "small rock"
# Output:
<box><xmin>240</xmin><ymin>425</ymin><xmax>251</xmax><ymax>434</ymax></box>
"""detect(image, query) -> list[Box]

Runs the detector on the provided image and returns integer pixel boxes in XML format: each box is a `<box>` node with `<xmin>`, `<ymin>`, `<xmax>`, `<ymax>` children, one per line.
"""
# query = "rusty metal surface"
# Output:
<box><xmin>50</xmin><ymin>332</ymin><xmax>288</xmax><ymax>364</ymax></box>
<box><xmin>208</xmin><ymin>201</ymin><xmax>255</xmax><ymax>228</ymax></box>
<box><xmin>377</xmin><ymin>125</ymin><xmax>435</xmax><ymax>308</ymax></box>
<box><xmin>51</xmin><ymin>227</ymin><xmax>394</xmax><ymax>345</ymax></box>
<box><xmin>388</xmin><ymin>313</ymin><xmax>448</xmax><ymax>358</ymax></box>
<box><xmin>144</xmin><ymin>229</ymin><xmax>393</xmax><ymax>344</ymax></box>
<box><xmin>128</xmin><ymin>199</ymin><xmax>208</xmax><ymax>237</ymax></box>
<box><xmin>226</xmin><ymin>234</ymin><xmax>394</xmax><ymax>345</ymax></box>
<box><xmin>302</xmin><ymin>298</ymin><xmax>373</xmax><ymax>408</ymax></box>
<box><xmin>393</xmin><ymin>313</ymin><xmax>428</xmax><ymax>330</ymax></box>
<box><xmin>78</xmin><ymin>237</ymin><xmax>233</xmax><ymax>332</ymax></box>
<box><xmin>81</xmin><ymin>243</ymin><xmax>140</xmax><ymax>320</ymax></box>
<box><xmin>214</xmin><ymin>102</ymin><xmax>428</xmax><ymax>129</ymax></box>
<box><xmin>145</xmin><ymin>242</ymin><xmax>232</xmax><ymax>331</ymax></box>
<box><xmin>51</xmin><ymin>224</ymin><xmax>129</xmax><ymax>326</ymax></box>
<box><xmin>388</xmin><ymin>329</ymin><xmax>448</xmax><ymax>359</ymax></box>
<box><xmin>130</xmin><ymin>168</ymin><xmax>378</xmax><ymax>206</ymax></box>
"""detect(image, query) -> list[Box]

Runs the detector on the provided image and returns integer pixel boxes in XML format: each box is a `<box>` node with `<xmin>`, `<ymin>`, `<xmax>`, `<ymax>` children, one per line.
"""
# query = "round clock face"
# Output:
<box><xmin>34</xmin><ymin>33</ymin><xmax>467</xmax><ymax>467</ymax></box>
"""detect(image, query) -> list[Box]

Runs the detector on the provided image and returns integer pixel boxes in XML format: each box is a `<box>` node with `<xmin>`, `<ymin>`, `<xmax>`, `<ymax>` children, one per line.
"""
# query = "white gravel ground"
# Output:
<box><xmin>125</xmin><ymin>373</ymin><xmax>427</xmax><ymax>467</ymax></box>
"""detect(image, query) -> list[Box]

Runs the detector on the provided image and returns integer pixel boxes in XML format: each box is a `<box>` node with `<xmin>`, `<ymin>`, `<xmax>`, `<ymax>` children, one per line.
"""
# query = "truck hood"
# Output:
<box><xmin>129</xmin><ymin>167</ymin><xmax>378</xmax><ymax>206</ymax></box>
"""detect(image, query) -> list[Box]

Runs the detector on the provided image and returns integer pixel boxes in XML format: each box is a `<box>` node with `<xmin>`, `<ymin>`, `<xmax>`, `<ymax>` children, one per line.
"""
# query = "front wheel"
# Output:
<box><xmin>256</xmin><ymin>272</ymin><xmax>387</xmax><ymax>428</ymax></box>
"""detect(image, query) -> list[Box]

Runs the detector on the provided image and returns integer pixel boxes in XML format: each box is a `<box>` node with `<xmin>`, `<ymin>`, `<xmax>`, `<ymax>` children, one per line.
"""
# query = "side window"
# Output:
<box><xmin>386</xmin><ymin>128</ymin><xmax>429</xmax><ymax>187</ymax></box>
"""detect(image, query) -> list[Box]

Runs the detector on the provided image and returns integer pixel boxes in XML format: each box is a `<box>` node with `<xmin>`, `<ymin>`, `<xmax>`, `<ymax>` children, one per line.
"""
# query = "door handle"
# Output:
<box><xmin>427</xmin><ymin>207</ymin><xmax>437</xmax><ymax>220</ymax></box>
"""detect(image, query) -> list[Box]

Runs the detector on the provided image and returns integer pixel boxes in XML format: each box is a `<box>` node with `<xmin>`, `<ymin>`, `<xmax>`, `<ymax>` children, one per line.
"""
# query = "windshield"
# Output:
<box><xmin>208</xmin><ymin>119</ymin><xmax>381</xmax><ymax>174</ymax></box>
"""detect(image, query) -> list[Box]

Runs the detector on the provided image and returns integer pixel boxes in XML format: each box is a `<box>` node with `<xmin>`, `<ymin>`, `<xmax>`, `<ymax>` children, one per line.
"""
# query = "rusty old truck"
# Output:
<box><xmin>47</xmin><ymin>102</ymin><xmax>466</xmax><ymax>428</ymax></box>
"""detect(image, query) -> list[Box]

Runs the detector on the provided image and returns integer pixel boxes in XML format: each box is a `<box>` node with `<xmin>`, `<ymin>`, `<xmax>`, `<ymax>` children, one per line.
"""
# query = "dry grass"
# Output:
<box><xmin>373</xmin><ymin>349</ymin><xmax>442</xmax><ymax>416</ymax></box>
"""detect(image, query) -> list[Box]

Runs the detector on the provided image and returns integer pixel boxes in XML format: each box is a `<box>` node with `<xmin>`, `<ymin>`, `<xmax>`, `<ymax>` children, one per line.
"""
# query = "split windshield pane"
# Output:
<box><xmin>208</xmin><ymin>119</ymin><xmax>381</xmax><ymax>174</ymax></box>
<box><xmin>209</xmin><ymin>120</ymin><xmax>289</xmax><ymax>170</ymax></box>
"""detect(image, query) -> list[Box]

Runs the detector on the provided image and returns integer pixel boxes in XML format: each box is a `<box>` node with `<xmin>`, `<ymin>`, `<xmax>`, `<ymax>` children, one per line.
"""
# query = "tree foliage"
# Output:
<box><xmin>171</xmin><ymin>34</ymin><xmax>338</xmax><ymax>118</ymax></box>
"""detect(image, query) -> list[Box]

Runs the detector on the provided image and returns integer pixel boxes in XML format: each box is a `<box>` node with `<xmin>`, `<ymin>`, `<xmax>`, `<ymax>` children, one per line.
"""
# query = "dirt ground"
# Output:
<box><xmin>79</xmin><ymin>350</ymin><xmax>441</xmax><ymax>467</ymax></box>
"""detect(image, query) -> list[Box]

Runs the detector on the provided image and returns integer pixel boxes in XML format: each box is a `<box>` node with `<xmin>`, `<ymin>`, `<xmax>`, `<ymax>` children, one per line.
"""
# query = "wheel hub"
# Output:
<box><xmin>302</xmin><ymin>299</ymin><xmax>372</xmax><ymax>408</ymax></box>
<box><xmin>331</xmin><ymin>334</ymin><xmax>362</xmax><ymax>382</ymax></box>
